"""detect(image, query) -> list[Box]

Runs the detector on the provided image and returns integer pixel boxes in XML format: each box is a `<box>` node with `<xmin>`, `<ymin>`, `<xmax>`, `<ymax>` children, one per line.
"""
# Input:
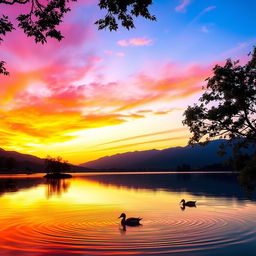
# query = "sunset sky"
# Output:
<box><xmin>0</xmin><ymin>0</ymin><xmax>255</xmax><ymax>164</ymax></box>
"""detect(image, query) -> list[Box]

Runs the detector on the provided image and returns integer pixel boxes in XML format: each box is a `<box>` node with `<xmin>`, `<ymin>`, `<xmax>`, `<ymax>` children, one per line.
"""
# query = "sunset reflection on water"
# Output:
<box><xmin>0</xmin><ymin>173</ymin><xmax>256</xmax><ymax>256</ymax></box>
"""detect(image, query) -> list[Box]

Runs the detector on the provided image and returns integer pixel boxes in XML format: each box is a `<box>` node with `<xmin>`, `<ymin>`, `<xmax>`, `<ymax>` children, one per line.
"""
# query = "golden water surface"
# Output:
<box><xmin>0</xmin><ymin>173</ymin><xmax>255</xmax><ymax>256</ymax></box>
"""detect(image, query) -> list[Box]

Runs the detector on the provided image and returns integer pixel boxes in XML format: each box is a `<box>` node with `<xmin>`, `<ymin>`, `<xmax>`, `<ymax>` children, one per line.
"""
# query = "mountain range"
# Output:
<box><xmin>81</xmin><ymin>140</ymin><xmax>236</xmax><ymax>171</ymax></box>
<box><xmin>0</xmin><ymin>148</ymin><xmax>90</xmax><ymax>173</ymax></box>
<box><xmin>0</xmin><ymin>139</ymin><xmax>251</xmax><ymax>173</ymax></box>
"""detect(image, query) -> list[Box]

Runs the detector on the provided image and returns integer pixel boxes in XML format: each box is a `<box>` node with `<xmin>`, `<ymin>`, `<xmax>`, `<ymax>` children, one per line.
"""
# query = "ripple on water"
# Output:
<box><xmin>0</xmin><ymin>208</ymin><xmax>255</xmax><ymax>255</ymax></box>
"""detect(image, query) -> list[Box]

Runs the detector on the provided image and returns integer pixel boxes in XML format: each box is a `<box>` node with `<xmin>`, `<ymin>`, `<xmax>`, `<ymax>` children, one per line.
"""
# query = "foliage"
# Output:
<box><xmin>0</xmin><ymin>0</ymin><xmax>155</xmax><ymax>75</ymax></box>
<box><xmin>238</xmin><ymin>153</ymin><xmax>256</xmax><ymax>193</ymax></box>
<box><xmin>45</xmin><ymin>156</ymin><xmax>71</xmax><ymax>174</ymax></box>
<box><xmin>95</xmin><ymin>0</ymin><xmax>156</xmax><ymax>31</ymax></box>
<box><xmin>0</xmin><ymin>61</ymin><xmax>9</xmax><ymax>75</ymax></box>
<box><xmin>183</xmin><ymin>48</ymin><xmax>256</xmax><ymax>146</ymax></box>
<box><xmin>183</xmin><ymin>47</ymin><xmax>256</xmax><ymax>190</ymax></box>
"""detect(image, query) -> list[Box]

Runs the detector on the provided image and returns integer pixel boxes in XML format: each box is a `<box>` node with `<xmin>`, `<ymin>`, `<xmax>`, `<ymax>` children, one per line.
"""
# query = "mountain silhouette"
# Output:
<box><xmin>0</xmin><ymin>148</ymin><xmax>91</xmax><ymax>173</ymax></box>
<box><xmin>81</xmin><ymin>140</ymin><xmax>239</xmax><ymax>171</ymax></box>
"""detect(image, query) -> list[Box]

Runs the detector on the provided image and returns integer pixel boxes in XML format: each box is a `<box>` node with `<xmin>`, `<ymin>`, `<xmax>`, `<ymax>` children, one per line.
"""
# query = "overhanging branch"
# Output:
<box><xmin>0</xmin><ymin>0</ymin><xmax>29</xmax><ymax>4</ymax></box>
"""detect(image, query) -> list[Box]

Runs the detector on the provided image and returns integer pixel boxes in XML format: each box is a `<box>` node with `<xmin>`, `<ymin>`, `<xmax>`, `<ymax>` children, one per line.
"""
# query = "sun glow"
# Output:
<box><xmin>0</xmin><ymin>1</ymin><xmax>255</xmax><ymax>163</ymax></box>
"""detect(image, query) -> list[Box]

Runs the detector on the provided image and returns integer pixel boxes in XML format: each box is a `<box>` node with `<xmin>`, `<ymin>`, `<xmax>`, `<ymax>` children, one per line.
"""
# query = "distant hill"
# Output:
<box><xmin>0</xmin><ymin>148</ymin><xmax>91</xmax><ymax>173</ymax></box>
<box><xmin>0</xmin><ymin>148</ymin><xmax>43</xmax><ymax>163</ymax></box>
<box><xmin>0</xmin><ymin>148</ymin><xmax>44</xmax><ymax>172</ymax></box>
<box><xmin>81</xmin><ymin>140</ymin><xmax>236</xmax><ymax>171</ymax></box>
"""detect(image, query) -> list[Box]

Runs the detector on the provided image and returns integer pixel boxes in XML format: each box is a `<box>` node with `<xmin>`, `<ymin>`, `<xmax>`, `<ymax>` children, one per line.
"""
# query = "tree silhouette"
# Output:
<box><xmin>45</xmin><ymin>155</ymin><xmax>71</xmax><ymax>174</ymax></box>
<box><xmin>183</xmin><ymin>47</ymin><xmax>256</xmax><ymax>190</ymax></box>
<box><xmin>95</xmin><ymin>0</ymin><xmax>156</xmax><ymax>31</ymax></box>
<box><xmin>0</xmin><ymin>0</ymin><xmax>155</xmax><ymax>75</ymax></box>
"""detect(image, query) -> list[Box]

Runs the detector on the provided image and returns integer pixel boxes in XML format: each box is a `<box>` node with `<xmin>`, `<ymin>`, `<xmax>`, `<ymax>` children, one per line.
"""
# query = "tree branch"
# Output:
<box><xmin>248</xmin><ymin>107</ymin><xmax>256</xmax><ymax>114</ymax></box>
<box><xmin>0</xmin><ymin>0</ymin><xmax>29</xmax><ymax>4</ymax></box>
<box><xmin>243</xmin><ymin>108</ymin><xmax>256</xmax><ymax>133</ymax></box>
<box><xmin>217</xmin><ymin>119</ymin><xmax>247</xmax><ymax>137</ymax></box>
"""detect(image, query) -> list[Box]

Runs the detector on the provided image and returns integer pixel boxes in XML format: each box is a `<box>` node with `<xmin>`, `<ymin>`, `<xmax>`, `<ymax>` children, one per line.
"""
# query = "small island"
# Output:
<box><xmin>44</xmin><ymin>173</ymin><xmax>72</xmax><ymax>178</ymax></box>
<box><xmin>44</xmin><ymin>156</ymin><xmax>72</xmax><ymax>179</ymax></box>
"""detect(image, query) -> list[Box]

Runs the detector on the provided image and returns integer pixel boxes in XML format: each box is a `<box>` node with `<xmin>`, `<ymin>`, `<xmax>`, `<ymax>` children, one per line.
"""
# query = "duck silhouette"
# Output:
<box><xmin>118</xmin><ymin>213</ymin><xmax>142</xmax><ymax>226</ymax></box>
<box><xmin>180</xmin><ymin>199</ymin><xmax>196</xmax><ymax>207</ymax></box>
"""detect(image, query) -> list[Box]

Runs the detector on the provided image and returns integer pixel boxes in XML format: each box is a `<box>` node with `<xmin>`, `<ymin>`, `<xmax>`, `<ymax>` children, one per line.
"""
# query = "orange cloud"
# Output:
<box><xmin>0</xmin><ymin>106</ymin><xmax>134</xmax><ymax>149</ymax></box>
<box><xmin>0</xmin><ymin>10</ymin><xmax>215</xmax><ymax>151</ymax></box>
<box><xmin>0</xmin><ymin>58</ymin><xmax>213</xmax><ymax>149</ymax></box>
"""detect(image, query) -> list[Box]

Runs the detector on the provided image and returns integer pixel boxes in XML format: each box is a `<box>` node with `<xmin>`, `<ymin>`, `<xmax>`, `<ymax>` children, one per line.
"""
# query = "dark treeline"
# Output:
<box><xmin>0</xmin><ymin>156</ymin><xmax>17</xmax><ymax>170</ymax></box>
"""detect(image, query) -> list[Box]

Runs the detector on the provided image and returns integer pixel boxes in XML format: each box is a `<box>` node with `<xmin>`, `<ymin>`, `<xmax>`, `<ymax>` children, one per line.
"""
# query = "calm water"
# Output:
<box><xmin>0</xmin><ymin>172</ymin><xmax>256</xmax><ymax>256</ymax></box>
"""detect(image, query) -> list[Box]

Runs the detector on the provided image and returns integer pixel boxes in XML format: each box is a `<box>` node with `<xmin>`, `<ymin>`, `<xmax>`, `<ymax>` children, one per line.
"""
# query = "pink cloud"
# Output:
<box><xmin>8</xmin><ymin>60</ymin><xmax>213</xmax><ymax>114</ymax></box>
<box><xmin>1</xmin><ymin>20</ymin><xmax>96</xmax><ymax>74</ymax></box>
<box><xmin>129</xmin><ymin>38</ymin><xmax>152</xmax><ymax>46</ymax></box>
<box><xmin>203</xmin><ymin>6</ymin><xmax>216</xmax><ymax>13</ymax></box>
<box><xmin>116</xmin><ymin>52</ymin><xmax>125</xmax><ymax>57</ymax></box>
<box><xmin>0</xmin><ymin>58</ymin><xmax>215</xmax><ymax>145</ymax></box>
<box><xmin>175</xmin><ymin>0</ymin><xmax>191</xmax><ymax>13</ymax></box>
<box><xmin>117</xmin><ymin>40</ymin><xmax>129</xmax><ymax>47</ymax></box>
<box><xmin>104</xmin><ymin>50</ymin><xmax>113</xmax><ymax>55</ymax></box>
<box><xmin>191</xmin><ymin>5</ymin><xmax>216</xmax><ymax>23</ymax></box>
<box><xmin>118</xmin><ymin>37</ymin><xmax>152</xmax><ymax>47</ymax></box>
<box><xmin>104</xmin><ymin>50</ymin><xmax>125</xmax><ymax>57</ymax></box>
<box><xmin>0</xmin><ymin>3</ymin><xmax>218</xmax><ymax>146</ymax></box>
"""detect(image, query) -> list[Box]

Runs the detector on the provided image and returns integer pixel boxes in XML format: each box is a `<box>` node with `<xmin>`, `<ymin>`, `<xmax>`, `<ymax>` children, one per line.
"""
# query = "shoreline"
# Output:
<box><xmin>0</xmin><ymin>170</ymin><xmax>238</xmax><ymax>176</ymax></box>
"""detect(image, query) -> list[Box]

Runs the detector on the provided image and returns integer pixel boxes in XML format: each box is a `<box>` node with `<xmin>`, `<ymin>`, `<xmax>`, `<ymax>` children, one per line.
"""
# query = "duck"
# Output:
<box><xmin>180</xmin><ymin>199</ymin><xmax>196</xmax><ymax>207</ymax></box>
<box><xmin>118</xmin><ymin>213</ymin><xmax>142</xmax><ymax>226</ymax></box>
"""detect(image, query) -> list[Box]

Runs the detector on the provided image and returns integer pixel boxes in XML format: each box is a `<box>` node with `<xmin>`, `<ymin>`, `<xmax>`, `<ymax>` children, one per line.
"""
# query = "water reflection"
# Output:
<box><xmin>180</xmin><ymin>204</ymin><xmax>197</xmax><ymax>211</ymax></box>
<box><xmin>83</xmin><ymin>173</ymin><xmax>256</xmax><ymax>200</ymax></box>
<box><xmin>0</xmin><ymin>173</ymin><xmax>254</xmax><ymax>200</ymax></box>
<box><xmin>0</xmin><ymin>176</ymin><xmax>42</xmax><ymax>196</ymax></box>
<box><xmin>0</xmin><ymin>173</ymin><xmax>255</xmax><ymax>256</ymax></box>
<box><xmin>46</xmin><ymin>178</ymin><xmax>71</xmax><ymax>198</ymax></box>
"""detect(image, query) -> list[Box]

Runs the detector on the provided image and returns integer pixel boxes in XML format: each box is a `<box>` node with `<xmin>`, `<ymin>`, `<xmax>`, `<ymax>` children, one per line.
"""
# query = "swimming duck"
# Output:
<box><xmin>118</xmin><ymin>213</ymin><xmax>142</xmax><ymax>226</ymax></box>
<box><xmin>180</xmin><ymin>199</ymin><xmax>196</xmax><ymax>207</ymax></box>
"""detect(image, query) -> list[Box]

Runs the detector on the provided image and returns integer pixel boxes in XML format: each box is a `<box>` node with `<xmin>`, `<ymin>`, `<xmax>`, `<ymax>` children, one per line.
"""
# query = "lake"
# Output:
<box><xmin>0</xmin><ymin>172</ymin><xmax>255</xmax><ymax>256</ymax></box>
